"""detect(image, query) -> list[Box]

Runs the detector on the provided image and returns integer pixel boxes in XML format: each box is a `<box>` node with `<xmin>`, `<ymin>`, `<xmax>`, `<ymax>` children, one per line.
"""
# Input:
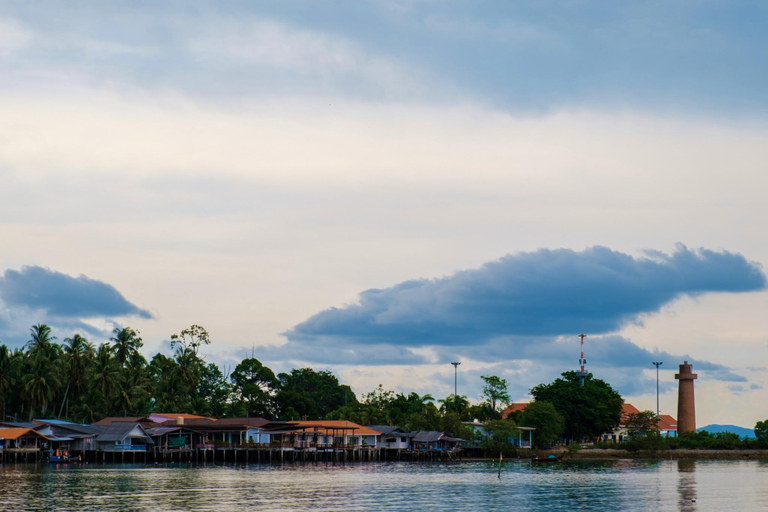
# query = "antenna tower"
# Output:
<box><xmin>577</xmin><ymin>333</ymin><xmax>588</xmax><ymax>386</ymax></box>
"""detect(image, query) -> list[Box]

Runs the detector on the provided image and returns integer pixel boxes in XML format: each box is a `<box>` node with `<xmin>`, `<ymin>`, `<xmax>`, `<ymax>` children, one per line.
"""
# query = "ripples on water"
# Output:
<box><xmin>1</xmin><ymin>459</ymin><xmax>767</xmax><ymax>511</ymax></box>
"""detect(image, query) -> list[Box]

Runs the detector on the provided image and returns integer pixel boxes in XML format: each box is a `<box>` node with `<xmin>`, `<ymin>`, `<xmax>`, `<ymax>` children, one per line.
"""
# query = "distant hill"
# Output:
<box><xmin>697</xmin><ymin>424</ymin><xmax>756</xmax><ymax>439</ymax></box>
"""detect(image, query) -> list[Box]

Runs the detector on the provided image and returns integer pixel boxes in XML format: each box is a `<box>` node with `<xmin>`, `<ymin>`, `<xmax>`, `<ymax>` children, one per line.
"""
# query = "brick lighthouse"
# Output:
<box><xmin>675</xmin><ymin>361</ymin><xmax>698</xmax><ymax>433</ymax></box>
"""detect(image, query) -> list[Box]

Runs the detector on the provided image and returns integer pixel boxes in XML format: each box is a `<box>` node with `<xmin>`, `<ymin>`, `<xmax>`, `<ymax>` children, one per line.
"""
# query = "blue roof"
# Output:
<box><xmin>34</xmin><ymin>419</ymin><xmax>86</xmax><ymax>426</ymax></box>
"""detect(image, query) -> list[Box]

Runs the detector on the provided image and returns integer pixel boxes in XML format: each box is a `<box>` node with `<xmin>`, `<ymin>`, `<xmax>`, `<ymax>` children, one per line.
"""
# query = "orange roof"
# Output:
<box><xmin>501</xmin><ymin>403</ymin><xmax>528</xmax><ymax>419</ymax></box>
<box><xmin>0</xmin><ymin>428</ymin><xmax>46</xmax><ymax>440</ymax></box>
<box><xmin>292</xmin><ymin>420</ymin><xmax>380</xmax><ymax>436</ymax></box>
<box><xmin>621</xmin><ymin>403</ymin><xmax>641</xmax><ymax>415</ymax></box>
<box><xmin>658</xmin><ymin>415</ymin><xmax>677</xmax><ymax>430</ymax></box>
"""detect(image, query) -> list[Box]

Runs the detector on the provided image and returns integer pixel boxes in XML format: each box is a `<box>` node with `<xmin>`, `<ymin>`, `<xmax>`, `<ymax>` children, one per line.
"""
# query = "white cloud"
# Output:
<box><xmin>186</xmin><ymin>18</ymin><xmax>423</xmax><ymax>95</ymax></box>
<box><xmin>0</xmin><ymin>17</ymin><xmax>33</xmax><ymax>56</ymax></box>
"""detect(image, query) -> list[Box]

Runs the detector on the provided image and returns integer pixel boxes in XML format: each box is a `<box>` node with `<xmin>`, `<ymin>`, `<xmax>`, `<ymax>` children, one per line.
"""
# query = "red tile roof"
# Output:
<box><xmin>658</xmin><ymin>414</ymin><xmax>677</xmax><ymax>431</ymax></box>
<box><xmin>621</xmin><ymin>403</ymin><xmax>641</xmax><ymax>415</ymax></box>
<box><xmin>501</xmin><ymin>403</ymin><xmax>528</xmax><ymax>419</ymax></box>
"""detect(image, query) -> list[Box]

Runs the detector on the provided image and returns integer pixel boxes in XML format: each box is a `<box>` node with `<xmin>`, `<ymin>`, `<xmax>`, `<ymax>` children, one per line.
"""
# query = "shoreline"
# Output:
<box><xmin>461</xmin><ymin>449</ymin><xmax>768</xmax><ymax>461</ymax></box>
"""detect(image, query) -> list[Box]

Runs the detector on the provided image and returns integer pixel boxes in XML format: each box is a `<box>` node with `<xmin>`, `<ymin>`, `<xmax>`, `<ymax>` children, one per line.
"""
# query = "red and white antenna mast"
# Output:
<box><xmin>577</xmin><ymin>333</ymin><xmax>588</xmax><ymax>386</ymax></box>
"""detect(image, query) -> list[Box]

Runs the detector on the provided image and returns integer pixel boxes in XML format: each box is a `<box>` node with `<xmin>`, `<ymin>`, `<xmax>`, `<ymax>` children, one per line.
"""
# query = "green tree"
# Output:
<box><xmin>92</xmin><ymin>343</ymin><xmax>121</xmax><ymax>411</ymax></box>
<box><xmin>59</xmin><ymin>333</ymin><xmax>94</xmax><ymax>418</ymax></box>
<box><xmin>0</xmin><ymin>345</ymin><xmax>16</xmax><ymax>421</ymax></box>
<box><xmin>275</xmin><ymin>368</ymin><xmax>357</xmax><ymax>420</ymax></box>
<box><xmin>625</xmin><ymin>410</ymin><xmax>658</xmax><ymax>438</ymax></box>
<box><xmin>25</xmin><ymin>324</ymin><xmax>57</xmax><ymax>357</ymax></box>
<box><xmin>110</xmin><ymin>326</ymin><xmax>143</xmax><ymax>368</ymax></box>
<box><xmin>231</xmin><ymin>358</ymin><xmax>279</xmax><ymax>417</ymax></box>
<box><xmin>519</xmin><ymin>401</ymin><xmax>565</xmax><ymax>447</ymax></box>
<box><xmin>530</xmin><ymin>371</ymin><xmax>623</xmax><ymax>442</ymax></box>
<box><xmin>438</xmin><ymin>394</ymin><xmax>470</xmax><ymax>416</ymax></box>
<box><xmin>481</xmin><ymin>418</ymin><xmax>519</xmax><ymax>456</ymax></box>
<box><xmin>23</xmin><ymin>353</ymin><xmax>61</xmax><ymax>417</ymax></box>
<box><xmin>755</xmin><ymin>420</ymin><xmax>768</xmax><ymax>444</ymax></box>
<box><xmin>170</xmin><ymin>325</ymin><xmax>211</xmax><ymax>355</ymax></box>
<box><xmin>480</xmin><ymin>375</ymin><xmax>510</xmax><ymax>412</ymax></box>
<box><xmin>198</xmin><ymin>363</ymin><xmax>234</xmax><ymax>417</ymax></box>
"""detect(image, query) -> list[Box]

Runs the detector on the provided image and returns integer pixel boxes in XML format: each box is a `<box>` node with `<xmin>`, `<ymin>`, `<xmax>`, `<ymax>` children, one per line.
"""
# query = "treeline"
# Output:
<box><xmin>0</xmin><ymin>324</ymin><xmax>512</xmax><ymax>442</ymax></box>
<box><xmin>600</xmin><ymin>417</ymin><xmax>768</xmax><ymax>452</ymax></box>
<box><xmin>0</xmin><ymin>324</ymin><xmax>361</xmax><ymax>423</ymax></box>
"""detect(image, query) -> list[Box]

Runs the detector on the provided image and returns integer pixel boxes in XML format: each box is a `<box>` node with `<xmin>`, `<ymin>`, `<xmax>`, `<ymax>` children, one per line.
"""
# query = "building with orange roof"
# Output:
<box><xmin>291</xmin><ymin>420</ymin><xmax>379</xmax><ymax>448</ymax></box>
<box><xmin>501</xmin><ymin>403</ymin><xmax>529</xmax><ymax>419</ymax></box>
<box><xmin>0</xmin><ymin>427</ymin><xmax>50</xmax><ymax>451</ymax></box>
<box><xmin>658</xmin><ymin>414</ymin><xmax>678</xmax><ymax>437</ymax></box>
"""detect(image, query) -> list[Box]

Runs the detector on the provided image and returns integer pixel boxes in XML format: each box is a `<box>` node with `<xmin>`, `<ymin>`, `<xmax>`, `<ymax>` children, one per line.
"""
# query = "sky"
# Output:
<box><xmin>1</xmin><ymin>0</ymin><xmax>767</xmax><ymax>428</ymax></box>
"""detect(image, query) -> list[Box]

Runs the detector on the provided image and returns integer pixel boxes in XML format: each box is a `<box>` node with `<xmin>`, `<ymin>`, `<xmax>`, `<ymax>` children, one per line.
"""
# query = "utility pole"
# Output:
<box><xmin>652</xmin><ymin>361</ymin><xmax>662</xmax><ymax>429</ymax></box>
<box><xmin>451</xmin><ymin>362</ymin><xmax>461</xmax><ymax>398</ymax></box>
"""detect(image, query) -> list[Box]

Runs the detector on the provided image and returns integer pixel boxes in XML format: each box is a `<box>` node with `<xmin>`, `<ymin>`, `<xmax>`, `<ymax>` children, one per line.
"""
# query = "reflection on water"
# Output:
<box><xmin>0</xmin><ymin>459</ymin><xmax>767</xmax><ymax>512</ymax></box>
<box><xmin>678</xmin><ymin>459</ymin><xmax>697</xmax><ymax>512</ymax></box>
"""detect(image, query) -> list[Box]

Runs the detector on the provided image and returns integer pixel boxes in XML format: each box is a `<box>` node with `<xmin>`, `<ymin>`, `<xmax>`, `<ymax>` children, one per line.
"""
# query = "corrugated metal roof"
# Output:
<box><xmin>97</xmin><ymin>422</ymin><xmax>155</xmax><ymax>444</ymax></box>
<box><xmin>412</xmin><ymin>431</ymin><xmax>445</xmax><ymax>443</ymax></box>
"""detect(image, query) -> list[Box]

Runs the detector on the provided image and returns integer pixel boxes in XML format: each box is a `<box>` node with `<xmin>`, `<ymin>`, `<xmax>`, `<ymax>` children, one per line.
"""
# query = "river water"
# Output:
<box><xmin>1</xmin><ymin>459</ymin><xmax>767</xmax><ymax>511</ymax></box>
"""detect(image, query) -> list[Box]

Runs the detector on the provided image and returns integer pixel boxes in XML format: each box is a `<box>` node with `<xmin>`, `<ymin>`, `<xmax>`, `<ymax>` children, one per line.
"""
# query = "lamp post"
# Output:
<box><xmin>451</xmin><ymin>362</ymin><xmax>461</xmax><ymax>398</ymax></box>
<box><xmin>652</xmin><ymin>361</ymin><xmax>662</xmax><ymax>429</ymax></box>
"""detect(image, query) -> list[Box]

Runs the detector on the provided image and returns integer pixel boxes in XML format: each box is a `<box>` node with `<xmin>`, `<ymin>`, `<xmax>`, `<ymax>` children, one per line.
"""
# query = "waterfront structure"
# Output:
<box><xmin>367</xmin><ymin>425</ymin><xmax>412</xmax><ymax>449</ymax></box>
<box><xmin>675</xmin><ymin>361</ymin><xmax>698</xmax><ymax>434</ymax></box>
<box><xmin>658</xmin><ymin>415</ymin><xmax>678</xmax><ymax>437</ymax></box>
<box><xmin>411</xmin><ymin>431</ymin><xmax>463</xmax><ymax>451</ymax></box>
<box><xmin>96</xmin><ymin>422</ymin><xmax>154</xmax><ymax>452</ymax></box>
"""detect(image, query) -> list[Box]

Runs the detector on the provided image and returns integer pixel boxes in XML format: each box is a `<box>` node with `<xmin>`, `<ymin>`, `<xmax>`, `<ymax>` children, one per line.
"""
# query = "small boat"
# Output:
<box><xmin>47</xmin><ymin>451</ymin><xmax>81</xmax><ymax>463</ymax></box>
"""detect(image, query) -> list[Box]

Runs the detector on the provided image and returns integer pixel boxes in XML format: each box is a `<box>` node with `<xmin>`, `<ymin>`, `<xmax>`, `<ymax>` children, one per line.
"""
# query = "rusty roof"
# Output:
<box><xmin>0</xmin><ymin>428</ymin><xmax>48</xmax><ymax>440</ymax></box>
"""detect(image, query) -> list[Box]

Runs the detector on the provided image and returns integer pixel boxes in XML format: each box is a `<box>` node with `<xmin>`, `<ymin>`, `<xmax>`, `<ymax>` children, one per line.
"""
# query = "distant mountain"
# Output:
<box><xmin>697</xmin><ymin>424</ymin><xmax>756</xmax><ymax>439</ymax></box>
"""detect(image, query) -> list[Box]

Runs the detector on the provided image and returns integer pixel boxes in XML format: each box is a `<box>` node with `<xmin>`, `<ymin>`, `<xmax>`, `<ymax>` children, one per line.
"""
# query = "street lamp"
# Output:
<box><xmin>451</xmin><ymin>362</ymin><xmax>461</xmax><ymax>398</ymax></box>
<box><xmin>652</xmin><ymin>361</ymin><xmax>662</xmax><ymax>429</ymax></box>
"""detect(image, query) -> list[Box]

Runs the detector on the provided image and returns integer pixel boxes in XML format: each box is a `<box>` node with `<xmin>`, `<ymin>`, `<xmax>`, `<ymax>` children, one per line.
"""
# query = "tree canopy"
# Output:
<box><xmin>530</xmin><ymin>371</ymin><xmax>623</xmax><ymax>441</ymax></box>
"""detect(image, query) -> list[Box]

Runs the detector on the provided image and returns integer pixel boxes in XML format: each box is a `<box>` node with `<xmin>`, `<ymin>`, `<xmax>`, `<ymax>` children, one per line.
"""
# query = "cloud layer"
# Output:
<box><xmin>0</xmin><ymin>265</ymin><xmax>152</xmax><ymax>319</ymax></box>
<box><xmin>287</xmin><ymin>245</ymin><xmax>765</xmax><ymax>346</ymax></box>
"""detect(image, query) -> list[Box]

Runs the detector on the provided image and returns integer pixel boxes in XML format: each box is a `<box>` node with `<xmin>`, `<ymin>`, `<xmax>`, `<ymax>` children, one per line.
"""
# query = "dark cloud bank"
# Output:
<box><xmin>277</xmin><ymin>245</ymin><xmax>765</xmax><ymax>390</ymax></box>
<box><xmin>0</xmin><ymin>265</ymin><xmax>152</xmax><ymax>343</ymax></box>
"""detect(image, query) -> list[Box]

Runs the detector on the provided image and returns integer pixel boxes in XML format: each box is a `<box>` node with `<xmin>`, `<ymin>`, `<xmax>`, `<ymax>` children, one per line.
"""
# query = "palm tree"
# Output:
<box><xmin>25</xmin><ymin>324</ymin><xmax>57</xmax><ymax>357</ymax></box>
<box><xmin>0</xmin><ymin>345</ymin><xmax>15</xmax><ymax>421</ymax></box>
<box><xmin>59</xmin><ymin>334</ymin><xmax>94</xmax><ymax>418</ymax></box>
<box><xmin>173</xmin><ymin>346</ymin><xmax>200</xmax><ymax>394</ymax></box>
<box><xmin>110</xmin><ymin>327</ymin><xmax>143</xmax><ymax>368</ymax></box>
<box><xmin>92</xmin><ymin>344</ymin><xmax>120</xmax><ymax>411</ymax></box>
<box><xmin>23</xmin><ymin>355</ymin><xmax>61</xmax><ymax>418</ymax></box>
<box><xmin>439</xmin><ymin>394</ymin><xmax>470</xmax><ymax>414</ymax></box>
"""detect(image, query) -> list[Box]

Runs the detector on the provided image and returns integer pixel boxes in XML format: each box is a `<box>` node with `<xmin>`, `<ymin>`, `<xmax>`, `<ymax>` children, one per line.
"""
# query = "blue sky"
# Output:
<box><xmin>1</xmin><ymin>1</ymin><xmax>767</xmax><ymax>426</ymax></box>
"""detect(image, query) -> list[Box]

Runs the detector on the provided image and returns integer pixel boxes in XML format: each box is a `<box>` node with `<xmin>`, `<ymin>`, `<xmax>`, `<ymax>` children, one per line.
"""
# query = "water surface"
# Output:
<box><xmin>1</xmin><ymin>459</ymin><xmax>767</xmax><ymax>511</ymax></box>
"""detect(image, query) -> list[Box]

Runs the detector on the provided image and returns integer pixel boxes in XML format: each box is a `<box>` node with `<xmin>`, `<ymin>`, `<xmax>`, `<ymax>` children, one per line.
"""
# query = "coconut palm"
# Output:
<box><xmin>23</xmin><ymin>354</ymin><xmax>61</xmax><ymax>417</ymax></box>
<box><xmin>0</xmin><ymin>345</ymin><xmax>15</xmax><ymax>421</ymax></box>
<box><xmin>438</xmin><ymin>394</ymin><xmax>470</xmax><ymax>414</ymax></box>
<box><xmin>24</xmin><ymin>324</ymin><xmax>57</xmax><ymax>357</ymax></box>
<box><xmin>92</xmin><ymin>343</ymin><xmax>120</xmax><ymax>410</ymax></box>
<box><xmin>110</xmin><ymin>326</ymin><xmax>143</xmax><ymax>368</ymax></box>
<box><xmin>59</xmin><ymin>334</ymin><xmax>94</xmax><ymax>417</ymax></box>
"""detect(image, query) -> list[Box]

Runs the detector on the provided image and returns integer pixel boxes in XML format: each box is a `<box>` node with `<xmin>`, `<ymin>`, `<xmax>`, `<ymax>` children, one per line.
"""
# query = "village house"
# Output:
<box><xmin>96</xmin><ymin>422</ymin><xmax>154</xmax><ymax>452</ymax></box>
<box><xmin>291</xmin><ymin>420</ymin><xmax>380</xmax><ymax>449</ymax></box>
<box><xmin>411</xmin><ymin>431</ymin><xmax>463</xmax><ymax>452</ymax></box>
<box><xmin>367</xmin><ymin>425</ymin><xmax>412</xmax><ymax>450</ymax></box>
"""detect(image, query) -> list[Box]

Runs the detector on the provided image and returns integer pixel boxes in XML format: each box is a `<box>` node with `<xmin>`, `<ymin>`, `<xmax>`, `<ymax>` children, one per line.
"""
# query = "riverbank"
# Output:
<box><xmin>568</xmin><ymin>448</ymin><xmax>768</xmax><ymax>460</ymax></box>
<box><xmin>462</xmin><ymin>448</ymin><xmax>768</xmax><ymax>461</ymax></box>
